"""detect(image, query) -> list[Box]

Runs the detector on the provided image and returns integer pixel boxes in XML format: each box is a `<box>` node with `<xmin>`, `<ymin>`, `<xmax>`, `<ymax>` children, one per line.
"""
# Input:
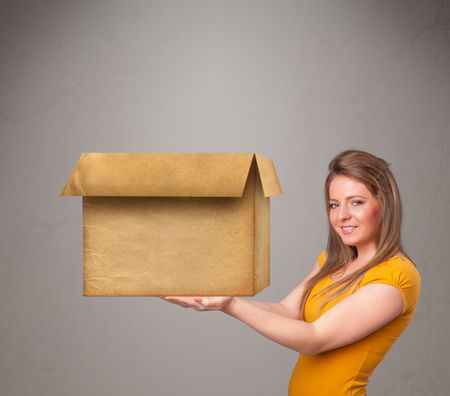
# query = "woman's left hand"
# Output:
<box><xmin>158</xmin><ymin>296</ymin><xmax>234</xmax><ymax>312</ymax></box>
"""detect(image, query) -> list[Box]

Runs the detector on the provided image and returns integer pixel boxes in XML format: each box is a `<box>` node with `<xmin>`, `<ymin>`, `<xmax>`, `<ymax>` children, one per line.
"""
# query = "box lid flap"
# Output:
<box><xmin>254</xmin><ymin>154</ymin><xmax>282</xmax><ymax>197</ymax></box>
<box><xmin>60</xmin><ymin>152</ymin><xmax>281</xmax><ymax>197</ymax></box>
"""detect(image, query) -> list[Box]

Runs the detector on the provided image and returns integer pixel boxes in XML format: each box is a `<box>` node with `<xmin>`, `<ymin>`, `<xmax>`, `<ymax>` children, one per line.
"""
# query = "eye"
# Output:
<box><xmin>352</xmin><ymin>200</ymin><xmax>364</xmax><ymax>206</ymax></box>
<box><xmin>329</xmin><ymin>203</ymin><xmax>338</xmax><ymax>209</ymax></box>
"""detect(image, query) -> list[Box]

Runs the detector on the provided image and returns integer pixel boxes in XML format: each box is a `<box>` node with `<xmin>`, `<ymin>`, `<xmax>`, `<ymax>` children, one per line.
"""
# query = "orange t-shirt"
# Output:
<box><xmin>288</xmin><ymin>251</ymin><xmax>422</xmax><ymax>396</ymax></box>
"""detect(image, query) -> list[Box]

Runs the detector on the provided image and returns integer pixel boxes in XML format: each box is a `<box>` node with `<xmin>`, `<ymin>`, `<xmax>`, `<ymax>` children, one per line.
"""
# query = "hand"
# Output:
<box><xmin>158</xmin><ymin>296</ymin><xmax>235</xmax><ymax>312</ymax></box>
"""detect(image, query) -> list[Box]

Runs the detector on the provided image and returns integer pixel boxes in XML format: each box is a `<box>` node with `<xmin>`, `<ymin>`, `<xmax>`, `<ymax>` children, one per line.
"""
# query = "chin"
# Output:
<box><xmin>340</xmin><ymin>236</ymin><xmax>361</xmax><ymax>246</ymax></box>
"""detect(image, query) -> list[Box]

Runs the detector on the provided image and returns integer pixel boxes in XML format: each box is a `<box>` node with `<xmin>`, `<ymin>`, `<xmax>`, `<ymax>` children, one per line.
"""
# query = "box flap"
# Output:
<box><xmin>254</xmin><ymin>154</ymin><xmax>282</xmax><ymax>197</ymax></box>
<box><xmin>60</xmin><ymin>153</ymin><xmax>260</xmax><ymax>197</ymax></box>
<box><xmin>60</xmin><ymin>152</ymin><xmax>283</xmax><ymax>197</ymax></box>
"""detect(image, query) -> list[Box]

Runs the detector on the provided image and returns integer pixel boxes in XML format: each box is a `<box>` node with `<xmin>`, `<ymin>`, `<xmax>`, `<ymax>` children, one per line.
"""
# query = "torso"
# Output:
<box><xmin>288</xmin><ymin>250</ymin><xmax>421</xmax><ymax>396</ymax></box>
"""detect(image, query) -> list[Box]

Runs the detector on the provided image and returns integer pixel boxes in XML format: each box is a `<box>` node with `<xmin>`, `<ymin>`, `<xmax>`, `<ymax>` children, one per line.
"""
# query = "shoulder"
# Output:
<box><xmin>363</xmin><ymin>255</ymin><xmax>422</xmax><ymax>286</ymax></box>
<box><xmin>362</xmin><ymin>255</ymin><xmax>422</xmax><ymax>315</ymax></box>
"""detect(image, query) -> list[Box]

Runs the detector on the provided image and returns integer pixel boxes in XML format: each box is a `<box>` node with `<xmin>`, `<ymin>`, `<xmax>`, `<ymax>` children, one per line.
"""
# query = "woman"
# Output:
<box><xmin>159</xmin><ymin>149</ymin><xmax>422</xmax><ymax>396</ymax></box>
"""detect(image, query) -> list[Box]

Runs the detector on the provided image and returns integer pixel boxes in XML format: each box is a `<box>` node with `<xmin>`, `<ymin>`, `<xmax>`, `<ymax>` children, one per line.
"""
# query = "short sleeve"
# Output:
<box><xmin>361</xmin><ymin>258</ymin><xmax>422</xmax><ymax>315</ymax></box>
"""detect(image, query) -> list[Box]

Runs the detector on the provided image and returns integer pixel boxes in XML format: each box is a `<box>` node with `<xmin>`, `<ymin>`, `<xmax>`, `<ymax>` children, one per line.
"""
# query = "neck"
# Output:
<box><xmin>354</xmin><ymin>242</ymin><xmax>377</xmax><ymax>263</ymax></box>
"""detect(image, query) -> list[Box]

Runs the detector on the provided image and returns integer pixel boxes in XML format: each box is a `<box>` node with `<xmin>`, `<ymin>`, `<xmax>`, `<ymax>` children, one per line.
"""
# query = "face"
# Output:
<box><xmin>328</xmin><ymin>175</ymin><xmax>380</xmax><ymax>251</ymax></box>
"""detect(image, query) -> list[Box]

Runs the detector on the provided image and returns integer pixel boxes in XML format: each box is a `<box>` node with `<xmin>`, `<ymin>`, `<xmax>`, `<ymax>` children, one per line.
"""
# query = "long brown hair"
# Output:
<box><xmin>297</xmin><ymin>149</ymin><xmax>413</xmax><ymax>320</ymax></box>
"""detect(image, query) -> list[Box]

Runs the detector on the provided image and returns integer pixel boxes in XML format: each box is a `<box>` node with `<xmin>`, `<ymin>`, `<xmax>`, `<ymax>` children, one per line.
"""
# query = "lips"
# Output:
<box><xmin>341</xmin><ymin>226</ymin><xmax>358</xmax><ymax>234</ymax></box>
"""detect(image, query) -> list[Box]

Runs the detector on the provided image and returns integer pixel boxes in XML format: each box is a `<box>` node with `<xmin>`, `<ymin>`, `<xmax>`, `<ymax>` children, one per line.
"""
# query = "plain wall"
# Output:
<box><xmin>1</xmin><ymin>1</ymin><xmax>449</xmax><ymax>395</ymax></box>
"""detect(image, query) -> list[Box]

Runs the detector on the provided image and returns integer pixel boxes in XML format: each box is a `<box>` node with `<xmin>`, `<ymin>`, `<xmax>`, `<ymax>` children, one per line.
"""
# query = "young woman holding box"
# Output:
<box><xmin>160</xmin><ymin>149</ymin><xmax>422</xmax><ymax>396</ymax></box>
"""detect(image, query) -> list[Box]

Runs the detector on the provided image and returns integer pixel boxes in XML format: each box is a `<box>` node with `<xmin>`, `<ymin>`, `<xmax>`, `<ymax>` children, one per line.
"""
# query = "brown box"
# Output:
<box><xmin>60</xmin><ymin>152</ymin><xmax>282</xmax><ymax>296</ymax></box>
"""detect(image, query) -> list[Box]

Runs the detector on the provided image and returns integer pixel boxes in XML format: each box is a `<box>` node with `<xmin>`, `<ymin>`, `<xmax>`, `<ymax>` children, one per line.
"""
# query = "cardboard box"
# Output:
<box><xmin>60</xmin><ymin>153</ymin><xmax>282</xmax><ymax>296</ymax></box>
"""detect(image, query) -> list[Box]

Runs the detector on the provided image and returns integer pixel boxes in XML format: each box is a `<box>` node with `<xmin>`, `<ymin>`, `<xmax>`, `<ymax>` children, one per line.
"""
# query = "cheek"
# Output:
<box><xmin>329</xmin><ymin>211</ymin><xmax>339</xmax><ymax>226</ymax></box>
<box><xmin>353</xmin><ymin>206</ymin><xmax>379</xmax><ymax>225</ymax></box>
<box><xmin>364</xmin><ymin>207</ymin><xmax>380</xmax><ymax>226</ymax></box>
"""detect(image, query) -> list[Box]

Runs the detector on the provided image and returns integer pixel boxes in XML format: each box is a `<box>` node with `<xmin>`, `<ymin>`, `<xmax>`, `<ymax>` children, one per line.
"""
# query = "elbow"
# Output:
<box><xmin>295</xmin><ymin>344</ymin><xmax>319</xmax><ymax>356</ymax></box>
<box><xmin>300</xmin><ymin>348</ymin><xmax>318</xmax><ymax>357</ymax></box>
<box><xmin>300</xmin><ymin>343</ymin><xmax>320</xmax><ymax>356</ymax></box>
<box><xmin>309</xmin><ymin>341</ymin><xmax>335</xmax><ymax>356</ymax></box>
<box><xmin>295</xmin><ymin>342</ymin><xmax>322</xmax><ymax>356</ymax></box>
<box><xmin>308</xmin><ymin>345</ymin><xmax>321</xmax><ymax>356</ymax></box>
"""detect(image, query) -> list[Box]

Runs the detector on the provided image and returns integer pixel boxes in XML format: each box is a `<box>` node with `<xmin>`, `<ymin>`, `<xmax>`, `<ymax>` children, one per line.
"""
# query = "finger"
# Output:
<box><xmin>163</xmin><ymin>297</ymin><xmax>187</xmax><ymax>306</ymax></box>
<box><xmin>162</xmin><ymin>296</ymin><xmax>214</xmax><ymax>311</ymax></box>
<box><xmin>165</xmin><ymin>296</ymin><xmax>203</xmax><ymax>310</ymax></box>
<box><xmin>165</xmin><ymin>296</ymin><xmax>189</xmax><ymax>303</ymax></box>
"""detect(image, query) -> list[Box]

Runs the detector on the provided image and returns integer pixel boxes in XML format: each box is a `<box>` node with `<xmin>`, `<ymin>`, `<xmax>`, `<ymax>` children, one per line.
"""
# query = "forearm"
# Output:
<box><xmin>222</xmin><ymin>297</ymin><xmax>317</xmax><ymax>356</ymax></box>
<box><xmin>242</xmin><ymin>299</ymin><xmax>295</xmax><ymax>318</ymax></box>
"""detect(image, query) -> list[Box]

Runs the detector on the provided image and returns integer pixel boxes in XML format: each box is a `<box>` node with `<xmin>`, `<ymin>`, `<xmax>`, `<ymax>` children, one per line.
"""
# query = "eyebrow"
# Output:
<box><xmin>329</xmin><ymin>195</ymin><xmax>367</xmax><ymax>202</ymax></box>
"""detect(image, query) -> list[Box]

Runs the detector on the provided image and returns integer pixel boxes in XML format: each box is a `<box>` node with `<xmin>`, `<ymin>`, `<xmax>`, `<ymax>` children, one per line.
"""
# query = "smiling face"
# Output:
<box><xmin>328</xmin><ymin>175</ymin><xmax>381</xmax><ymax>254</ymax></box>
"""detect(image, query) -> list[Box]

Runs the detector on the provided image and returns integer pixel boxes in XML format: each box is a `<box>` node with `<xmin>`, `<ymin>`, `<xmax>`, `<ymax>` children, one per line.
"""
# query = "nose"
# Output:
<box><xmin>338</xmin><ymin>205</ymin><xmax>351</xmax><ymax>221</ymax></box>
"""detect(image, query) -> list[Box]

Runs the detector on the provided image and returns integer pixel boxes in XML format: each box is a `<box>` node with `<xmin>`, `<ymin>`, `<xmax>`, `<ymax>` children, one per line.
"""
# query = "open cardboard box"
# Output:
<box><xmin>60</xmin><ymin>153</ymin><xmax>282</xmax><ymax>296</ymax></box>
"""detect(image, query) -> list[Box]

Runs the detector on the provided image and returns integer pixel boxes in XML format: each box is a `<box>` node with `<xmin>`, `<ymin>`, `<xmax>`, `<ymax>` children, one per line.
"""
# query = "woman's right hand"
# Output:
<box><xmin>158</xmin><ymin>296</ymin><xmax>201</xmax><ymax>310</ymax></box>
<box><xmin>158</xmin><ymin>296</ymin><xmax>235</xmax><ymax>312</ymax></box>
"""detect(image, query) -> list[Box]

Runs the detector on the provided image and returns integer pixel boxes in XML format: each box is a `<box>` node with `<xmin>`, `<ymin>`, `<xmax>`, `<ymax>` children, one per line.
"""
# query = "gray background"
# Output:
<box><xmin>0</xmin><ymin>1</ymin><xmax>448</xmax><ymax>395</ymax></box>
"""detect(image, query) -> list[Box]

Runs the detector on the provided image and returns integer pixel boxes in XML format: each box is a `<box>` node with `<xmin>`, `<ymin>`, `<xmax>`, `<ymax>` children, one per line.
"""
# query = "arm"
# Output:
<box><xmin>206</xmin><ymin>258</ymin><xmax>324</xmax><ymax>356</ymax></box>
<box><xmin>223</xmin><ymin>282</ymin><xmax>404</xmax><ymax>356</ymax></box>
<box><xmin>226</xmin><ymin>257</ymin><xmax>322</xmax><ymax>319</ymax></box>
<box><xmin>311</xmin><ymin>283</ymin><xmax>404</xmax><ymax>354</ymax></box>
<box><xmin>164</xmin><ymin>257</ymin><xmax>404</xmax><ymax>356</ymax></box>
<box><xmin>241</xmin><ymin>300</ymin><xmax>294</xmax><ymax>317</ymax></box>
<box><xmin>223</xmin><ymin>297</ymin><xmax>317</xmax><ymax>355</ymax></box>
